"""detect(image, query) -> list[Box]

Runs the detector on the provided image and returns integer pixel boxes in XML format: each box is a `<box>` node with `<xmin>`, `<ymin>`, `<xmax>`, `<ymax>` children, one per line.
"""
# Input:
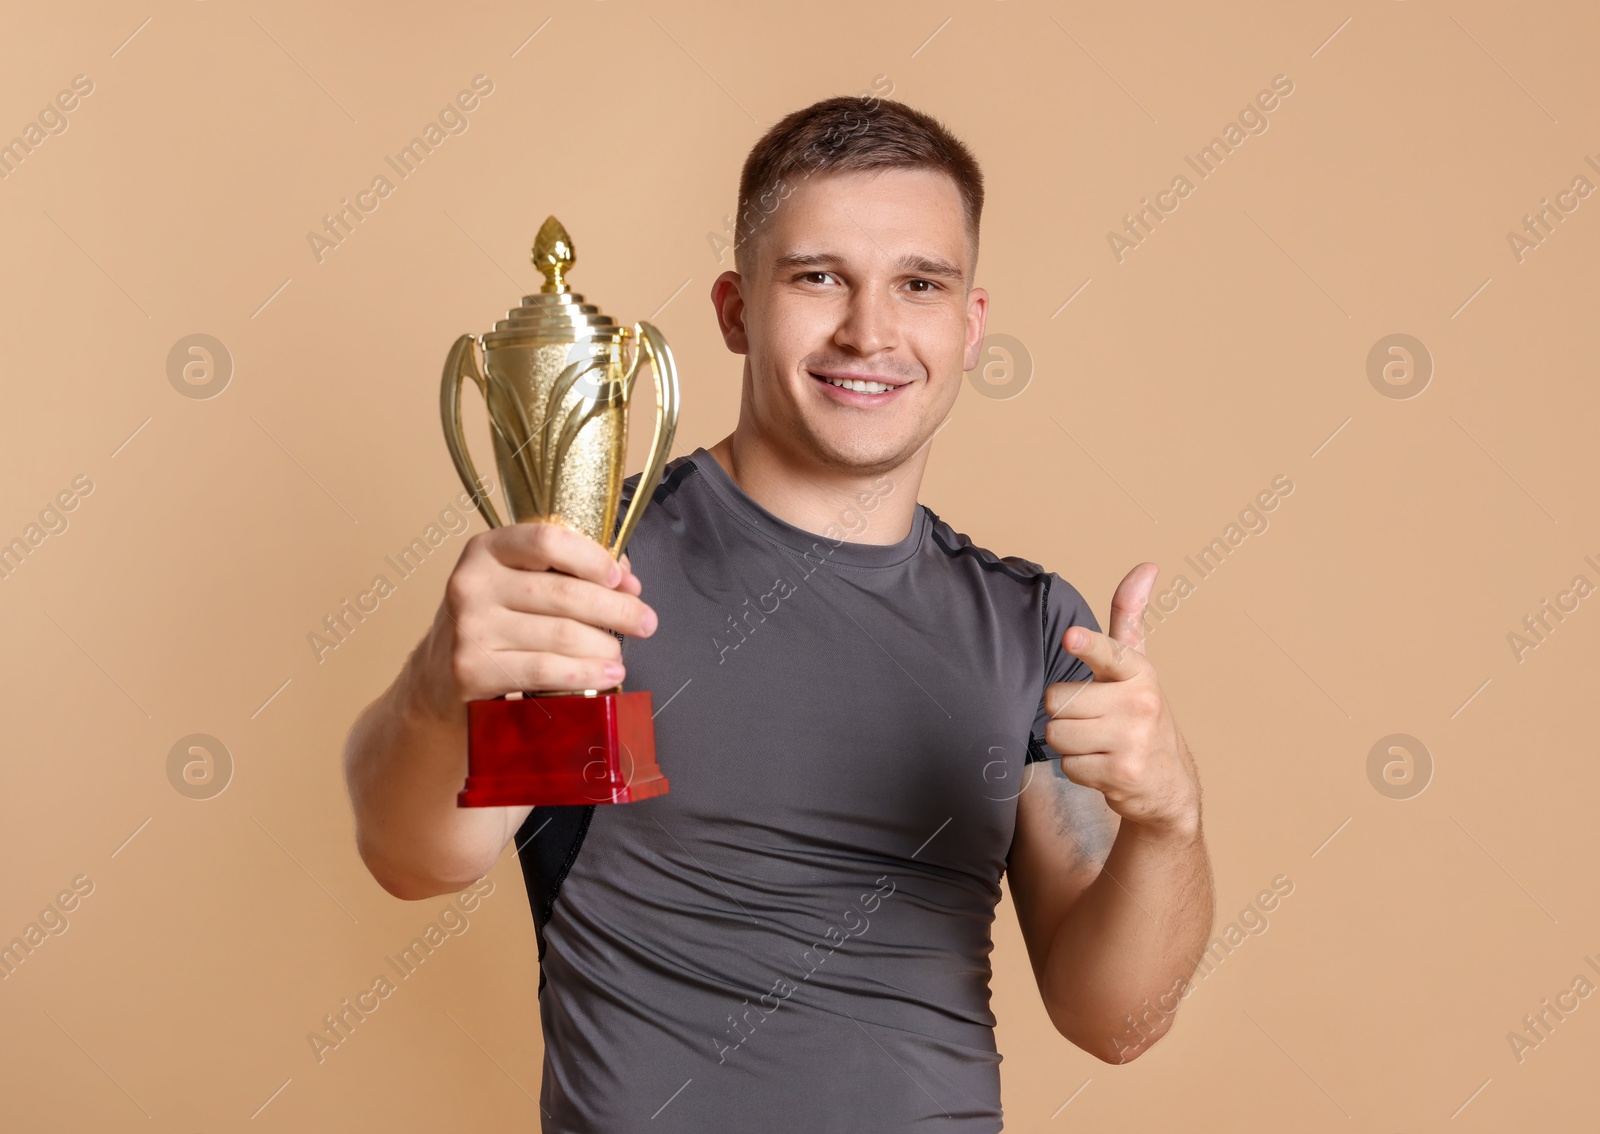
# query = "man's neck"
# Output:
<box><xmin>705</xmin><ymin>431</ymin><xmax>926</xmax><ymax>546</ymax></box>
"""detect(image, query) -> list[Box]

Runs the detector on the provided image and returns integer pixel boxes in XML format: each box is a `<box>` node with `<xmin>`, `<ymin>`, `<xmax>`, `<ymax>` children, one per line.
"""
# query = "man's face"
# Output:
<box><xmin>713</xmin><ymin>167</ymin><xmax>987</xmax><ymax>476</ymax></box>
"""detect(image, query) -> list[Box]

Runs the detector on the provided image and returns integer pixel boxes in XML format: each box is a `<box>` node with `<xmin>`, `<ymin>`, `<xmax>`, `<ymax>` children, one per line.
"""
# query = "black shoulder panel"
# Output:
<box><xmin>926</xmin><ymin>509</ymin><xmax>1044</xmax><ymax>586</ymax></box>
<box><xmin>619</xmin><ymin>452</ymin><xmax>700</xmax><ymax>513</ymax></box>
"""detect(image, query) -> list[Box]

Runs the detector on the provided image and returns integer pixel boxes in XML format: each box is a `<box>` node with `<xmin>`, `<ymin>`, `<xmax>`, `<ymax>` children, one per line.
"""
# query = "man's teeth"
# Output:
<box><xmin>822</xmin><ymin>376</ymin><xmax>893</xmax><ymax>394</ymax></box>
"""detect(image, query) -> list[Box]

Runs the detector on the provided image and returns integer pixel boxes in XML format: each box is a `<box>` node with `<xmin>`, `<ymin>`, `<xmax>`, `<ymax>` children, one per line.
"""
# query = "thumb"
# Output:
<box><xmin>1108</xmin><ymin>562</ymin><xmax>1159</xmax><ymax>654</ymax></box>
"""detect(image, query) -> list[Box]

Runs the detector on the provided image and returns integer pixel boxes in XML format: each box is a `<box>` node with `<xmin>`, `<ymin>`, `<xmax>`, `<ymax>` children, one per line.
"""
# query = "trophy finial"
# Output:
<box><xmin>533</xmin><ymin>215</ymin><xmax>575</xmax><ymax>294</ymax></box>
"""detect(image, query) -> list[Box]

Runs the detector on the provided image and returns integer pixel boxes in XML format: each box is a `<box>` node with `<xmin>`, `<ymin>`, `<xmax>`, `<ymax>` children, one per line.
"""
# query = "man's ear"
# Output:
<box><xmin>962</xmin><ymin>286</ymin><xmax>989</xmax><ymax>371</ymax></box>
<box><xmin>711</xmin><ymin>271</ymin><xmax>749</xmax><ymax>355</ymax></box>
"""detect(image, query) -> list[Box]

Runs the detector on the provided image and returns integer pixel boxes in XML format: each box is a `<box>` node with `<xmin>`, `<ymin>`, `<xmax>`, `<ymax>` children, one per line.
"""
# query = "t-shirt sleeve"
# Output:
<box><xmin>1027</xmin><ymin>572</ymin><xmax>1101</xmax><ymax>763</ymax></box>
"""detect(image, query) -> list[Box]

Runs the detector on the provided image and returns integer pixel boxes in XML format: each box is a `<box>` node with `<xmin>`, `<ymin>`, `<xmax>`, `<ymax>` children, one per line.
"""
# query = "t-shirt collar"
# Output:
<box><xmin>686</xmin><ymin>447</ymin><xmax>926</xmax><ymax>569</ymax></box>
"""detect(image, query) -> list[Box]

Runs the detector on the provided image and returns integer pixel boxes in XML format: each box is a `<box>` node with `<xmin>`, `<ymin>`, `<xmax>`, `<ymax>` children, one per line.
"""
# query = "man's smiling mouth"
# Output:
<box><xmin>810</xmin><ymin>371</ymin><xmax>904</xmax><ymax>395</ymax></box>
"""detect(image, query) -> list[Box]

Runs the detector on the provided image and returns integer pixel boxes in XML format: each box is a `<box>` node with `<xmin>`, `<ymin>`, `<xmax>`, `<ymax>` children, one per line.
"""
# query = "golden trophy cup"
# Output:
<box><xmin>440</xmin><ymin>216</ymin><xmax>679</xmax><ymax>807</ymax></box>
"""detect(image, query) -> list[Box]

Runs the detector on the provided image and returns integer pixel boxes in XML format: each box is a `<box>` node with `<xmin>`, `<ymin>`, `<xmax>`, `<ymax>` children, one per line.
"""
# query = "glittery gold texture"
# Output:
<box><xmin>440</xmin><ymin>217</ymin><xmax>680</xmax><ymax>560</ymax></box>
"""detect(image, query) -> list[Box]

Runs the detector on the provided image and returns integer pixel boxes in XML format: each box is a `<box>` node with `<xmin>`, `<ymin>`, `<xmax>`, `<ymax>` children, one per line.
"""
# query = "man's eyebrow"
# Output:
<box><xmin>898</xmin><ymin>253</ymin><xmax>966</xmax><ymax>282</ymax></box>
<box><xmin>771</xmin><ymin>250</ymin><xmax>967</xmax><ymax>282</ymax></box>
<box><xmin>771</xmin><ymin>251</ymin><xmax>838</xmax><ymax>272</ymax></box>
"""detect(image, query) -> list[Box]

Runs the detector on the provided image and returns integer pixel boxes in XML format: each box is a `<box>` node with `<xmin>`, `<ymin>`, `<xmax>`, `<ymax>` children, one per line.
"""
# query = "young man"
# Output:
<box><xmin>344</xmin><ymin>96</ymin><xmax>1214</xmax><ymax>1131</ymax></box>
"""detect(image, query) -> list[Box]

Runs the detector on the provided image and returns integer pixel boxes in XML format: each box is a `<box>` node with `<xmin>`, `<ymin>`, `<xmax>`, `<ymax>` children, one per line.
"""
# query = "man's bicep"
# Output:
<box><xmin>1008</xmin><ymin>570</ymin><xmax>1117</xmax><ymax>957</ymax></box>
<box><xmin>1006</xmin><ymin>746</ymin><xmax>1120</xmax><ymax>964</ymax></box>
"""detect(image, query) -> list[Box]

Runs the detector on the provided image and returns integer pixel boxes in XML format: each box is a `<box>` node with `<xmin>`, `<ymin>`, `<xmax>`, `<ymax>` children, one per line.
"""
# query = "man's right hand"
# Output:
<box><xmin>420</xmin><ymin>521</ymin><xmax>658</xmax><ymax>722</ymax></box>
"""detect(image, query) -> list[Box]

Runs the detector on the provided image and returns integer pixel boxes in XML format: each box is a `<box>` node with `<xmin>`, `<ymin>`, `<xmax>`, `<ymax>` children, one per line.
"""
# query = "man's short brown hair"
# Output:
<box><xmin>733</xmin><ymin>95</ymin><xmax>984</xmax><ymax>274</ymax></box>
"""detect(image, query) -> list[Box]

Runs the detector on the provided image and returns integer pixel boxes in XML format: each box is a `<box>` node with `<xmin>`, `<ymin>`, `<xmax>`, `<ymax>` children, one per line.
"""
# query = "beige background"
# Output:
<box><xmin>2</xmin><ymin>1</ymin><xmax>1596</xmax><ymax>1129</ymax></box>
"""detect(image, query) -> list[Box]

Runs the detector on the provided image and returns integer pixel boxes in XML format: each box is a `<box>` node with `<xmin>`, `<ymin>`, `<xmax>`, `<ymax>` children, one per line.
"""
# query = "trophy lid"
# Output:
<box><xmin>483</xmin><ymin>215</ymin><xmax>623</xmax><ymax>346</ymax></box>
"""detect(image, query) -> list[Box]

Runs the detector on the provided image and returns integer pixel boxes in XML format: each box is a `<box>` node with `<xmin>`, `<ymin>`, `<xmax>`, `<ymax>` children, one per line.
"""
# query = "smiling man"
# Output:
<box><xmin>344</xmin><ymin>96</ymin><xmax>1215</xmax><ymax>1131</ymax></box>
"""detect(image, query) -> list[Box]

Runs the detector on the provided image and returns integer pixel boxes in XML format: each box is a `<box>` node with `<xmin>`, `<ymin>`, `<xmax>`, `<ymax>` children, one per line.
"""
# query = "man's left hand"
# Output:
<box><xmin>1043</xmin><ymin>563</ymin><xmax>1201</xmax><ymax>840</ymax></box>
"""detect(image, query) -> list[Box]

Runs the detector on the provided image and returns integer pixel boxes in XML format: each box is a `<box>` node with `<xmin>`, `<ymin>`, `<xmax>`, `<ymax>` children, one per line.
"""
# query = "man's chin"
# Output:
<box><xmin>797</xmin><ymin>426</ymin><xmax>928</xmax><ymax>478</ymax></box>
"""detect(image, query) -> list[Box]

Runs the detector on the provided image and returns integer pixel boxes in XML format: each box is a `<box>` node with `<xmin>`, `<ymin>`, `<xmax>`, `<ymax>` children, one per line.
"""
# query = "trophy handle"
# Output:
<box><xmin>609</xmin><ymin>321</ymin><xmax>680</xmax><ymax>558</ymax></box>
<box><xmin>440</xmin><ymin>333</ymin><xmax>506</xmax><ymax>530</ymax></box>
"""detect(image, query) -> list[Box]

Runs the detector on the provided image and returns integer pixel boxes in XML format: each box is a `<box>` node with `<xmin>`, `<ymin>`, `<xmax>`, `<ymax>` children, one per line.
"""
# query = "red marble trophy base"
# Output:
<box><xmin>457</xmin><ymin>689</ymin><xmax>669</xmax><ymax>807</ymax></box>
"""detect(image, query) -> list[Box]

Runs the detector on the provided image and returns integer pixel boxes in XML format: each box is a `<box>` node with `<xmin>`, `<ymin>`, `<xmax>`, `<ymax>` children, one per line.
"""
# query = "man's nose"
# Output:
<box><xmin>833</xmin><ymin>282</ymin><xmax>898</xmax><ymax>356</ymax></box>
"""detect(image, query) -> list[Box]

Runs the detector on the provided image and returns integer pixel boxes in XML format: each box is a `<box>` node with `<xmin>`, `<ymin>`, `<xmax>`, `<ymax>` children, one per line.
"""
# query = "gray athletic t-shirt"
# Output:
<box><xmin>513</xmin><ymin>447</ymin><xmax>1099</xmax><ymax>1132</ymax></box>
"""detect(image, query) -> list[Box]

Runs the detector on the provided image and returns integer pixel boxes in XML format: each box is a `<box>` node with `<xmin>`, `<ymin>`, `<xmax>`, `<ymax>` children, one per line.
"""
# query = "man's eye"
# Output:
<box><xmin>802</xmin><ymin>271</ymin><xmax>832</xmax><ymax>284</ymax></box>
<box><xmin>907</xmin><ymin>279</ymin><xmax>936</xmax><ymax>292</ymax></box>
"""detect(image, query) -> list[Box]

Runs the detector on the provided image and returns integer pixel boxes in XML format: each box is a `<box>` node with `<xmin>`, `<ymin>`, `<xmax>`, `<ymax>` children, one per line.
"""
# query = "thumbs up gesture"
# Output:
<box><xmin>1044</xmin><ymin>563</ymin><xmax>1202</xmax><ymax>840</ymax></box>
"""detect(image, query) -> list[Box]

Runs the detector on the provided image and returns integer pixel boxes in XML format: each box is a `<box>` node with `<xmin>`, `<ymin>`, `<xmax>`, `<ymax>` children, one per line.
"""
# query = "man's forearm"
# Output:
<box><xmin>1040</xmin><ymin>819</ymin><xmax>1215</xmax><ymax>1062</ymax></box>
<box><xmin>342</xmin><ymin>613</ymin><xmax>520</xmax><ymax>900</ymax></box>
